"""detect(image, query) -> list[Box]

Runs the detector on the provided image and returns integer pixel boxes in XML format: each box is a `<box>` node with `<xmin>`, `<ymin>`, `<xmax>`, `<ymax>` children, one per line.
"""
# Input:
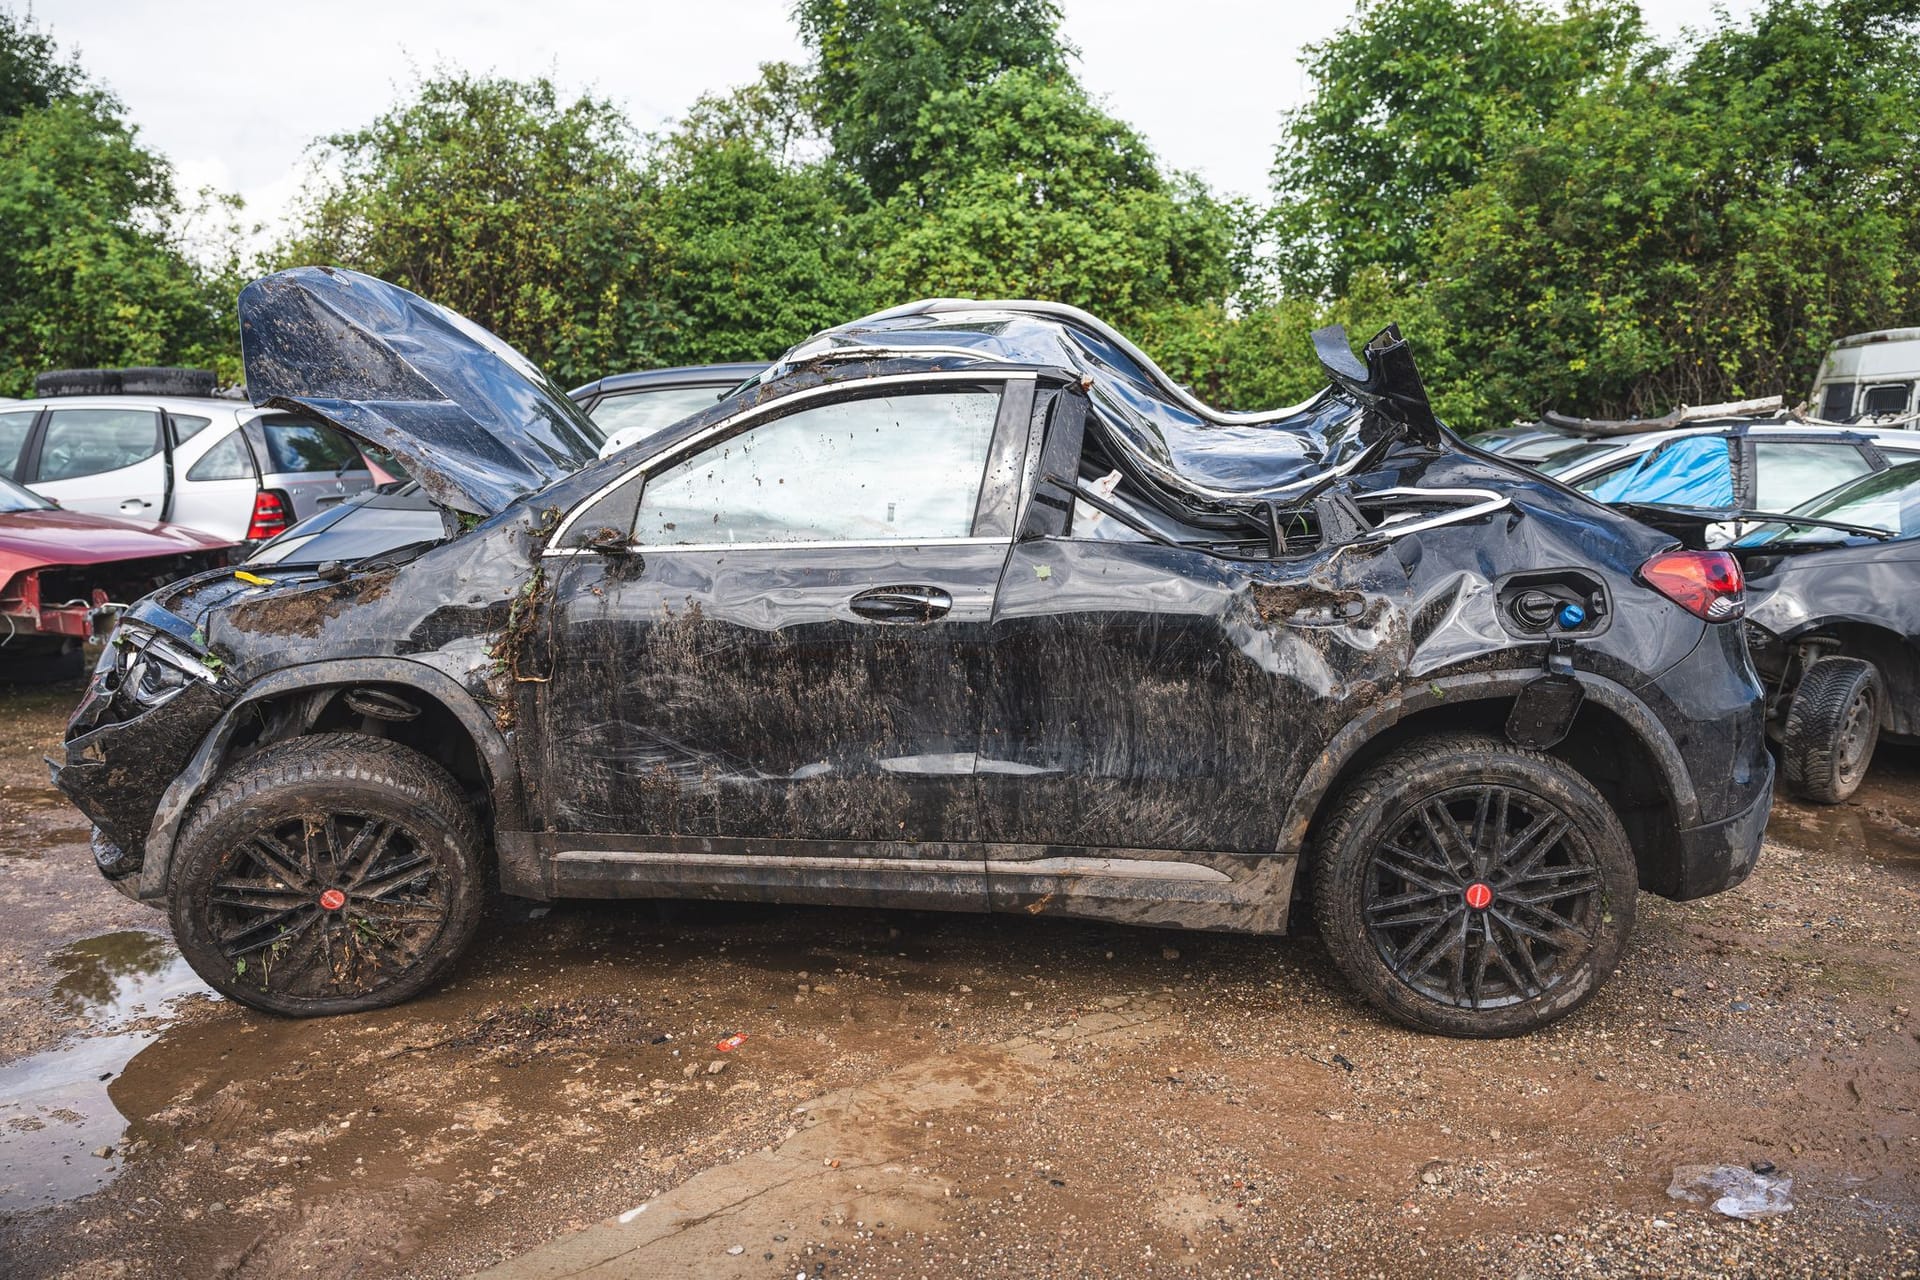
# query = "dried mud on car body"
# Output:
<box><xmin>2</xmin><ymin>691</ymin><xmax>1916</xmax><ymax>1279</ymax></box>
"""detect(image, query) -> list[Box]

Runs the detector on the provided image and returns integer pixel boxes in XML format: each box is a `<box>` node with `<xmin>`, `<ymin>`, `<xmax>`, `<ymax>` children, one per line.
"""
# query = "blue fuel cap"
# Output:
<box><xmin>1557</xmin><ymin>603</ymin><xmax>1587</xmax><ymax>629</ymax></box>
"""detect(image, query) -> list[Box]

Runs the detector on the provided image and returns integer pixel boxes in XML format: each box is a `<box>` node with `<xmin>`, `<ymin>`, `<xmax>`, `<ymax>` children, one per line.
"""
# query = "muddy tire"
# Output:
<box><xmin>168</xmin><ymin>733</ymin><xmax>486</xmax><ymax>1017</ymax></box>
<box><xmin>1312</xmin><ymin>733</ymin><xmax>1637</xmax><ymax>1038</ymax></box>
<box><xmin>1780</xmin><ymin>657</ymin><xmax>1880</xmax><ymax>805</ymax></box>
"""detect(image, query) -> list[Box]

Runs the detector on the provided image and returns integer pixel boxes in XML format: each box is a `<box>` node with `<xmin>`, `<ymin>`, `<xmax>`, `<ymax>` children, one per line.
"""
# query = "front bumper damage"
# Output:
<box><xmin>49</xmin><ymin>610</ymin><xmax>236</xmax><ymax>899</ymax></box>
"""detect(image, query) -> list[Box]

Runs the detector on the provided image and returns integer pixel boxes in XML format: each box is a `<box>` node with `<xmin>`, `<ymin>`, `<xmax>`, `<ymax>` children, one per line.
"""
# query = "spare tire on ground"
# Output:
<box><xmin>35</xmin><ymin>366</ymin><xmax>216</xmax><ymax>398</ymax></box>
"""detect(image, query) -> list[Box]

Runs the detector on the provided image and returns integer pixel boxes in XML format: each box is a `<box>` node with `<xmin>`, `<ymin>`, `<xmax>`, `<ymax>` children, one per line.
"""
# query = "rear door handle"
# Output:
<box><xmin>119</xmin><ymin>499</ymin><xmax>152</xmax><ymax>512</ymax></box>
<box><xmin>849</xmin><ymin>585</ymin><xmax>953</xmax><ymax>623</ymax></box>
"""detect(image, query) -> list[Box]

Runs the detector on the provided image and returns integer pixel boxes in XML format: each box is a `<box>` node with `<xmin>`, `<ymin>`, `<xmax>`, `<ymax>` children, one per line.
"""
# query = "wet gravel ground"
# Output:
<box><xmin>0</xmin><ymin>675</ymin><xmax>1914</xmax><ymax>1279</ymax></box>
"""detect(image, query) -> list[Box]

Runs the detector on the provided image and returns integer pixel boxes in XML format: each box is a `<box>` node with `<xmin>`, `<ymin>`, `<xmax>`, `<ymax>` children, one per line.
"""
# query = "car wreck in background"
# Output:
<box><xmin>52</xmin><ymin>268</ymin><xmax>1771</xmax><ymax>1038</ymax></box>
<box><xmin>0</xmin><ymin>476</ymin><xmax>231</xmax><ymax>676</ymax></box>
<box><xmin>1623</xmin><ymin>456</ymin><xmax>1920</xmax><ymax>805</ymax></box>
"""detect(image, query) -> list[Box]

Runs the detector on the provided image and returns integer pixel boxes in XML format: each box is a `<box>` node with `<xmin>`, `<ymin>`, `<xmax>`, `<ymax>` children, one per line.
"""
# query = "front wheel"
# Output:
<box><xmin>1312</xmin><ymin>733</ymin><xmax>1638</xmax><ymax>1038</ymax></box>
<box><xmin>168</xmin><ymin>733</ymin><xmax>486</xmax><ymax>1017</ymax></box>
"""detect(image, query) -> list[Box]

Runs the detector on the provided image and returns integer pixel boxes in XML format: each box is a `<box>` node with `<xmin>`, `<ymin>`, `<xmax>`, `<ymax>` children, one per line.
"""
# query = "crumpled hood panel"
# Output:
<box><xmin>239</xmin><ymin>268</ymin><xmax>601</xmax><ymax>516</ymax></box>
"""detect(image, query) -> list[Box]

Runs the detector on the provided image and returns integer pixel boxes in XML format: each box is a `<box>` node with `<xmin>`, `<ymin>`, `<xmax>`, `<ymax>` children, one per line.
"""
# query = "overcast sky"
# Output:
<box><xmin>38</xmin><ymin>0</ymin><xmax>1754</xmax><ymax>241</ymax></box>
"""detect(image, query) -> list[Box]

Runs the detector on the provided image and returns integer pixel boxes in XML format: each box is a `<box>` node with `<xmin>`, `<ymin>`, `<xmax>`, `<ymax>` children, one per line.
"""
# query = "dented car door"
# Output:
<box><xmin>531</xmin><ymin>377</ymin><xmax>1034</xmax><ymax>898</ymax></box>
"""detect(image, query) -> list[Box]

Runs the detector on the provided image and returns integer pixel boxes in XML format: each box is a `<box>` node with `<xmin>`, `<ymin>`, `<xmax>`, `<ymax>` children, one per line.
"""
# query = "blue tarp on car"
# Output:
<box><xmin>1592</xmin><ymin>436</ymin><xmax>1736</xmax><ymax>508</ymax></box>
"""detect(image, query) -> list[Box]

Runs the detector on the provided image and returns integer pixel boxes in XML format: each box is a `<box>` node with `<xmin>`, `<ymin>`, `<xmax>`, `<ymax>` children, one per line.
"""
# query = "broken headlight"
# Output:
<box><xmin>105</xmin><ymin>624</ymin><xmax>221</xmax><ymax>710</ymax></box>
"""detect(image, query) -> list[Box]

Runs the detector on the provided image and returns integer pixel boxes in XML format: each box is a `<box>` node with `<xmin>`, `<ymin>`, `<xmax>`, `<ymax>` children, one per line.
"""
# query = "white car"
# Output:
<box><xmin>1811</xmin><ymin>327</ymin><xmax>1920</xmax><ymax>422</ymax></box>
<box><xmin>0</xmin><ymin>375</ymin><xmax>375</xmax><ymax>542</ymax></box>
<box><xmin>1518</xmin><ymin>422</ymin><xmax>1920</xmax><ymax>514</ymax></box>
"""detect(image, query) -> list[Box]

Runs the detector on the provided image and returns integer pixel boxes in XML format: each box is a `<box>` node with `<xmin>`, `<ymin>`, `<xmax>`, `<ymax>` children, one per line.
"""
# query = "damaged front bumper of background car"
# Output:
<box><xmin>52</xmin><ymin>595</ymin><xmax>235</xmax><ymax>895</ymax></box>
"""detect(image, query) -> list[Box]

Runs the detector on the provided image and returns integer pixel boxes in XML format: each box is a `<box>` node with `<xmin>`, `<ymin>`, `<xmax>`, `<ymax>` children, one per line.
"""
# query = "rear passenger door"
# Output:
<box><xmin>25</xmin><ymin>406</ymin><xmax>168</xmax><ymax>520</ymax></box>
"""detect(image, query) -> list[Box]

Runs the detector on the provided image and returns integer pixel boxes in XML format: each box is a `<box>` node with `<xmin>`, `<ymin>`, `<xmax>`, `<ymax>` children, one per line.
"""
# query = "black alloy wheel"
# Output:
<box><xmin>170</xmin><ymin>733</ymin><xmax>485</xmax><ymax>1016</ymax></box>
<box><xmin>1314</xmin><ymin>733</ymin><xmax>1638</xmax><ymax>1037</ymax></box>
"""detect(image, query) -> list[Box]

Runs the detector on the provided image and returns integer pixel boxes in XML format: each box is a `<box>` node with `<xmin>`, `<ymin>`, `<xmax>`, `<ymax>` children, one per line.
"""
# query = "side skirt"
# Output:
<box><xmin>500</xmin><ymin>833</ymin><xmax>1297</xmax><ymax>935</ymax></box>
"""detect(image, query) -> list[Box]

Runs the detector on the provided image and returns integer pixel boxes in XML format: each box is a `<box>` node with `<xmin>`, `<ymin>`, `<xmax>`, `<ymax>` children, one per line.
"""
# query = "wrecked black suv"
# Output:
<box><xmin>52</xmin><ymin>269</ymin><xmax>1772</xmax><ymax>1037</ymax></box>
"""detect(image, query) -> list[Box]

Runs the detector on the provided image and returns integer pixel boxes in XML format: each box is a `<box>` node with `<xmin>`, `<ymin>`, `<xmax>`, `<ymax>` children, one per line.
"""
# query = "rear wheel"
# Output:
<box><xmin>168</xmin><ymin>733</ymin><xmax>486</xmax><ymax>1017</ymax></box>
<box><xmin>1313</xmin><ymin>733</ymin><xmax>1637</xmax><ymax>1038</ymax></box>
<box><xmin>1780</xmin><ymin>656</ymin><xmax>1879</xmax><ymax>804</ymax></box>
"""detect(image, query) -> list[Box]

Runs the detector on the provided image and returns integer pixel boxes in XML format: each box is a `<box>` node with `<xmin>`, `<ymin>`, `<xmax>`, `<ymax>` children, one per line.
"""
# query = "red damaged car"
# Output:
<box><xmin>1</xmin><ymin>476</ymin><xmax>232</xmax><ymax>673</ymax></box>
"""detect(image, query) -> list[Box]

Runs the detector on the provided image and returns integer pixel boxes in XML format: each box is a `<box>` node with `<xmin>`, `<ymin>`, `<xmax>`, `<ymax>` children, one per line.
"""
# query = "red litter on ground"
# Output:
<box><xmin>716</xmin><ymin>1034</ymin><xmax>748</xmax><ymax>1052</ymax></box>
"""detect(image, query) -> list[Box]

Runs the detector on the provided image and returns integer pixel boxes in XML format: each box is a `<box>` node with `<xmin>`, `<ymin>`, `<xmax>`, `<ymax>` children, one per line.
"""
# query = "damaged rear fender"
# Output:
<box><xmin>132</xmin><ymin>657</ymin><xmax>524</xmax><ymax>902</ymax></box>
<box><xmin>1281</xmin><ymin>667</ymin><xmax>1703</xmax><ymax>865</ymax></box>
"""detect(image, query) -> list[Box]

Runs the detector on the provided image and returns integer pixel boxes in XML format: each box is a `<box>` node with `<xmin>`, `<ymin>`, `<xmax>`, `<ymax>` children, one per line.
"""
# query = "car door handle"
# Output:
<box><xmin>119</xmin><ymin>499</ymin><xmax>151</xmax><ymax>512</ymax></box>
<box><xmin>849</xmin><ymin>585</ymin><xmax>953</xmax><ymax>623</ymax></box>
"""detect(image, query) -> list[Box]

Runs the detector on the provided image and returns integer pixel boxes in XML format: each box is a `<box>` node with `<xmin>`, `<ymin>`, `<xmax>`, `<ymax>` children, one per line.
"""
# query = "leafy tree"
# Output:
<box><xmin>1429</xmin><ymin>0</ymin><xmax>1920</xmax><ymax>418</ymax></box>
<box><xmin>1268</xmin><ymin>0</ymin><xmax>1642</xmax><ymax>296</ymax></box>
<box><xmin>794</xmin><ymin>0</ymin><xmax>1070</xmax><ymax>199</ymax></box>
<box><xmin>0</xmin><ymin>12</ymin><xmax>231</xmax><ymax>395</ymax></box>
<box><xmin>866</xmin><ymin>69</ymin><xmax>1235</xmax><ymax>334</ymax></box>
<box><xmin>280</xmin><ymin>73</ymin><xmax>659</xmax><ymax>386</ymax></box>
<box><xmin>641</xmin><ymin>65</ymin><xmax>875</xmax><ymax>364</ymax></box>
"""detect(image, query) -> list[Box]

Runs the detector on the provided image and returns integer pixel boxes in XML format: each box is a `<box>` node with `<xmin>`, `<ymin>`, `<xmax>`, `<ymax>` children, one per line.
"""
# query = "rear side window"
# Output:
<box><xmin>590</xmin><ymin>385</ymin><xmax>732</xmax><ymax>439</ymax></box>
<box><xmin>1752</xmin><ymin>442</ymin><xmax>1873</xmax><ymax>511</ymax></box>
<box><xmin>170</xmin><ymin>414</ymin><xmax>213</xmax><ymax>444</ymax></box>
<box><xmin>1819</xmin><ymin>382</ymin><xmax>1854</xmax><ymax>420</ymax></box>
<box><xmin>259</xmin><ymin>416</ymin><xmax>363</xmax><ymax>473</ymax></box>
<box><xmin>0</xmin><ymin>408</ymin><xmax>36</xmax><ymax>477</ymax></box>
<box><xmin>36</xmin><ymin>408</ymin><xmax>161</xmax><ymax>481</ymax></box>
<box><xmin>186</xmin><ymin>431</ymin><xmax>255</xmax><ymax>481</ymax></box>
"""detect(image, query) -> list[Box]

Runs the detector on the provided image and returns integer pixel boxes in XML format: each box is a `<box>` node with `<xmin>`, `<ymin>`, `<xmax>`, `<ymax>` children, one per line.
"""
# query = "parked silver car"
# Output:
<box><xmin>0</xmin><ymin>382</ymin><xmax>374</xmax><ymax>542</ymax></box>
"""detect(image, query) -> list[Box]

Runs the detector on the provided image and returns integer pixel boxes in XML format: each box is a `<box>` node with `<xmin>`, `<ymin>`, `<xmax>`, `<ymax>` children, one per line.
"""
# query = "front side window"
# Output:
<box><xmin>36</xmin><ymin>409</ymin><xmax>161</xmax><ymax>481</ymax></box>
<box><xmin>1752</xmin><ymin>442</ymin><xmax>1873</xmax><ymax>512</ymax></box>
<box><xmin>633</xmin><ymin>389</ymin><xmax>1002</xmax><ymax>546</ymax></box>
<box><xmin>1819</xmin><ymin>381</ymin><xmax>1855</xmax><ymax>420</ymax></box>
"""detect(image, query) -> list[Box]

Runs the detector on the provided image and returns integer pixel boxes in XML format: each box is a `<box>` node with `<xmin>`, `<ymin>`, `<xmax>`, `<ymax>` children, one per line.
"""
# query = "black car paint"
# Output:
<box><xmin>54</xmin><ymin>278</ymin><xmax>1771</xmax><ymax>941</ymax></box>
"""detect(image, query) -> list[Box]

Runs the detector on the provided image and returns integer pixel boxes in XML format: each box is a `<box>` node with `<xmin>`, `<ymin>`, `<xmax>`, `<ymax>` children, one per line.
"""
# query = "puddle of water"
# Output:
<box><xmin>0</xmin><ymin>931</ymin><xmax>211</xmax><ymax>1215</ymax></box>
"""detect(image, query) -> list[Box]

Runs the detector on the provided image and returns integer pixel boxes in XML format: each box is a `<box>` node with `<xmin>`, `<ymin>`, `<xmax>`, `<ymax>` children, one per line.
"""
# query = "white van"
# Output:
<box><xmin>1810</xmin><ymin>328</ymin><xmax>1920</xmax><ymax>421</ymax></box>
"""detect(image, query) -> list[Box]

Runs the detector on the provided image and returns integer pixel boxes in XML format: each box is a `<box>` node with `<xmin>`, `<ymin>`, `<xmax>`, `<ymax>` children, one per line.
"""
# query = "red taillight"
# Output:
<box><xmin>1639</xmin><ymin>550</ymin><xmax>1744</xmax><ymax>621</ymax></box>
<box><xmin>245</xmin><ymin>489</ymin><xmax>291</xmax><ymax>541</ymax></box>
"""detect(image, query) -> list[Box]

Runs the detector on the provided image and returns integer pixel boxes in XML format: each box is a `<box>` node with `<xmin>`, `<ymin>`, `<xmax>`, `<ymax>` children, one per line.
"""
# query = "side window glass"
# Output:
<box><xmin>170</xmin><ymin>414</ymin><xmax>213</xmax><ymax>444</ymax></box>
<box><xmin>186</xmin><ymin>431</ymin><xmax>255</xmax><ymax>481</ymax></box>
<box><xmin>0</xmin><ymin>409</ymin><xmax>37</xmax><ymax>477</ymax></box>
<box><xmin>634</xmin><ymin>389</ymin><xmax>1001</xmax><ymax>546</ymax></box>
<box><xmin>1818</xmin><ymin>382</ymin><xmax>1854</xmax><ymax>420</ymax></box>
<box><xmin>591</xmin><ymin>386</ymin><xmax>731</xmax><ymax>439</ymax></box>
<box><xmin>1752</xmin><ymin>443</ymin><xmax>1873</xmax><ymax>511</ymax></box>
<box><xmin>1571</xmin><ymin>459</ymin><xmax>1636</xmax><ymax>496</ymax></box>
<box><xmin>259</xmin><ymin>416</ymin><xmax>363</xmax><ymax>473</ymax></box>
<box><xmin>36</xmin><ymin>409</ymin><xmax>160</xmax><ymax>481</ymax></box>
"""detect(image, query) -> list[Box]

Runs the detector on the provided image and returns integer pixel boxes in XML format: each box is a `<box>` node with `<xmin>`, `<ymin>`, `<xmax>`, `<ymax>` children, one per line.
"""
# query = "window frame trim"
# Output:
<box><xmin>547</xmin><ymin>370</ymin><xmax>1037</xmax><ymax>554</ymax></box>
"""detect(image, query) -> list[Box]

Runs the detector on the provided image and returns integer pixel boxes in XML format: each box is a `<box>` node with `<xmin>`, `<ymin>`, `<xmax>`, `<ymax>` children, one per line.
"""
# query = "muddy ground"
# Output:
<box><xmin>0</xmin><ymin>676</ymin><xmax>1914</xmax><ymax>1279</ymax></box>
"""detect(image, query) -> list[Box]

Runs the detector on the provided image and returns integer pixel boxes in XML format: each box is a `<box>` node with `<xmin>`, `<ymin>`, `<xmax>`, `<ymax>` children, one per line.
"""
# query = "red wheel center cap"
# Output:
<box><xmin>318</xmin><ymin>888</ymin><xmax>347</xmax><ymax>911</ymax></box>
<box><xmin>1464</xmin><ymin>882</ymin><xmax>1494</xmax><ymax>910</ymax></box>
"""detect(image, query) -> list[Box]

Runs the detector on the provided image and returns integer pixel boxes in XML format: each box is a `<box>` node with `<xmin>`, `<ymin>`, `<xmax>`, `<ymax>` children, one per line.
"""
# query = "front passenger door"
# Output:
<box><xmin>26</xmin><ymin>407</ymin><xmax>169</xmax><ymax>520</ymax></box>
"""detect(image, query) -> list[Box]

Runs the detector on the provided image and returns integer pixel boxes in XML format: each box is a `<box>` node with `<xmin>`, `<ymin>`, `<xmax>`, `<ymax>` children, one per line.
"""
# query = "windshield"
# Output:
<box><xmin>0</xmin><ymin>475</ymin><xmax>53</xmax><ymax>513</ymax></box>
<box><xmin>1738</xmin><ymin>459</ymin><xmax>1920</xmax><ymax>545</ymax></box>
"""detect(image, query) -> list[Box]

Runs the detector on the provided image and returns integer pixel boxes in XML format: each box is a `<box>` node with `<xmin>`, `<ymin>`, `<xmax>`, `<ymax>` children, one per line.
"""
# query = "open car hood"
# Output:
<box><xmin>239</xmin><ymin>268</ymin><xmax>602</xmax><ymax>517</ymax></box>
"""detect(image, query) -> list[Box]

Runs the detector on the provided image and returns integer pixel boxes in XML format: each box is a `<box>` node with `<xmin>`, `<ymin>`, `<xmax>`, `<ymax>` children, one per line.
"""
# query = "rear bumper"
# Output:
<box><xmin>1666</xmin><ymin>757</ymin><xmax>1772</xmax><ymax>900</ymax></box>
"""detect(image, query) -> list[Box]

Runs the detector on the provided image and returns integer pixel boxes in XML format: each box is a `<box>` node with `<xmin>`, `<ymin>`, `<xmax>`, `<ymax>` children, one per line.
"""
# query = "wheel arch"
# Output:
<box><xmin>1773</xmin><ymin>617</ymin><xmax>1919</xmax><ymax>735</ymax></box>
<box><xmin>135</xmin><ymin>658</ymin><xmax>523</xmax><ymax>901</ymax></box>
<box><xmin>1281</xmin><ymin>670</ymin><xmax>1703</xmax><ymax>897</ymax></box>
